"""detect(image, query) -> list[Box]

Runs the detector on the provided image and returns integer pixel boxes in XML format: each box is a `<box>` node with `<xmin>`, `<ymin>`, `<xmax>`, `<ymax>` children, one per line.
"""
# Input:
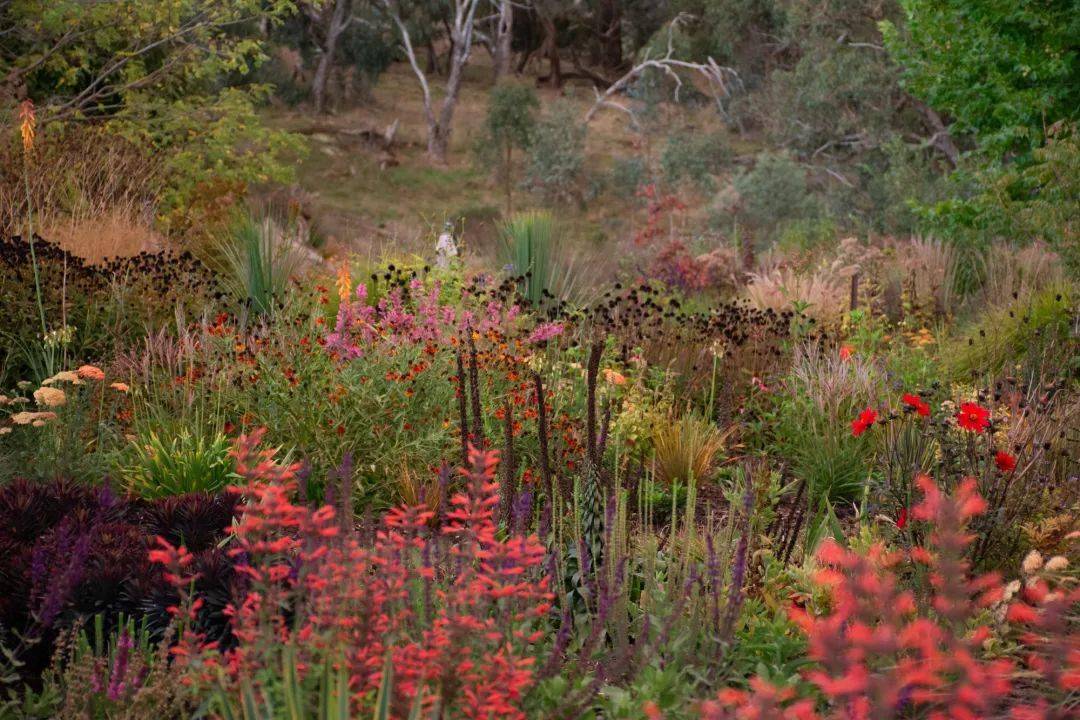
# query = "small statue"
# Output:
<box><xmin>435</xmin><ymin>221</ymin><xmax>458</xmax><ymax>269</ymax></box>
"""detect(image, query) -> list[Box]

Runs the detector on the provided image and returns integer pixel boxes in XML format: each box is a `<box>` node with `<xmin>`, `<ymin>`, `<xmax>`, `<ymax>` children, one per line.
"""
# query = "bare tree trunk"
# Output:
<box><xmin>384</xmin><ymin>0</ymin><xmax>481</xmax><ymax>164</ymax></box>
<box><xmin>493</xmin><ymin>0</ymin><xmax>514</xmax><ymax>83</ymax></box>
<box><xmin>539</xmin><ymin>15</ymin><xmax>561</xmax><ymax>87</ymax></box>
<box><xmin>598</xmin><ymin>0</ymin><xmax>622</xmax><ymax>70</ymax></box>
<box><xmin>309</xmin><ymin>0</ymin><xmax>352</xmax><ymax>114</ymax></box>
<box><xmin>912</xmin><ymin>96</ymin><xmax>960</xmax><ymax>167</ymax></box>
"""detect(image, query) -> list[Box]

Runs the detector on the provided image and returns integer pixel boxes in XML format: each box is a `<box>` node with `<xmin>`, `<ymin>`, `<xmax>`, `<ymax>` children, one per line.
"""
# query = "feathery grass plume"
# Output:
<box><xmin>745</xmin><ymin>259</ymin><xmax>854</xmax><ymax>326</ymax></box>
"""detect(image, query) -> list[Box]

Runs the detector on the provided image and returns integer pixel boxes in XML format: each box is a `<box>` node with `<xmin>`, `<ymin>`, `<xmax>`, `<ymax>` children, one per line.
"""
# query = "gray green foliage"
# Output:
<box><xmin>661</xmin><ymin>130</ymin><xmax>731</xmax><ymax>191</ymax></box>
<box><xmin>525</xmin><ymin>101</ymin><xmax>587</xmax><ymax>203</ymax></box>
<box><xmin>733</xmin><ymin>152</ymin><xmax>817</xmax><ymax>234</ymax></box>
<box><xmin>608</xmin><ymin>156</ymin><xmax>650</xmax><ymax>198</ymax></box>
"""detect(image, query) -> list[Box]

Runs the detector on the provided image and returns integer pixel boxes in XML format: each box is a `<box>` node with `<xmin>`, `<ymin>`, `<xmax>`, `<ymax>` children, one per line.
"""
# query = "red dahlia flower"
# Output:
<box><xmin>851</xmin><ymin>407</ymin><xmax>878</xmax><ymax>437</ymax></box>
<box><xmin>994</xmin><ymin>450</ymin><xmax>1017</xmax><ymax>473</ymax></box>
<box><xmin>902</xmin><ymin>393</ymin><xmax>930</xmax><ymax>417</ymax></box>
<box><xmin>956</xmin><ymin>402</ymin><xmax>990</xmax><ymax>433</ymax></box>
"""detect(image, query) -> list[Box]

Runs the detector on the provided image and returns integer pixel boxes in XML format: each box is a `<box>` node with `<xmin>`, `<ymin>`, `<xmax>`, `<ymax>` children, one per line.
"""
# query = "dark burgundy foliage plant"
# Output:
<box><xmin>0</xmin><ymin>479</ymin><xmax>240</xmax><ymax>684</ymax></box>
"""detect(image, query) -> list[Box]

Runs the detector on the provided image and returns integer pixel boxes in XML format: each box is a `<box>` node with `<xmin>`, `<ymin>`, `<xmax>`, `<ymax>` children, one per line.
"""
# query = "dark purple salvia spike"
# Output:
<box><xmin>511</xmin><ymin>489</ymin><xmax>533</xmax><ymax>535</ymax></box>
<box><xmin>720</xmin><ymin>480</ymin><xmax>755</xmax><ymax>645</ymax></box>
<box><xmin>38</xmin><ymin>529</ymin><xmax>92</xmax><ymax>629</ymax></box>
<box><xmin>466</xmin><ymin>330</ymin><xmax>484</xmax><ymax>446</ymax></box>
<box><xmin>532</xmin><ymin>371</ymin><xmax>553</xmax><ymax>499</ymax></box>
<box><xmin>538</xmin><ymin>496</ymin><xmax>552</xmax><ymax>544</ymax></box>
<box><xmin>500</xmin><ymin>397</ymin><xmax>515</xmax><ymax>526</ymax></box>
<box><xmin>106</xmin><ymin>629</ymin><xmax>134</xmax><ymax>701</ymax></box>
<box><xmin>323</xmin><ymin>476</ymin><xmax>336</xmax><ymax>514</ymax></box>
<box><xmin>337</xmin><ymin>451</ymin><xmax>354</xmax><ymax>532</ymax></box>
<box><xmin>706</xmin><ymin>533</ymin><xmax>722</xmax><ymax>633</ymax></box>
<box><xmin>585</xmin><ymin>341</ymin><xmax>604</xmax><ymax>466</ymax></box>
<box><xmin>296</xmin><ymin>460</ymin><xmax>311</xmax><ymax>505</ymax></box>
<box><xmin>436</xmin><ymin>462</ymin><xmax>454</xmax><ymax>525</ymax></box>
<box><xmin>421</xmin><ymin>533</ymin><xmax>434</xmax><ymax>623</ymax></box>
<box><xmin>456</xmin><ymin>347</ymin><xmax>470</xmax><ymax>467</ymax></box>
<box><xmin>538</xmin><ymin>603</ymin><xmax>575</xmax><ymax>680</ymax></box>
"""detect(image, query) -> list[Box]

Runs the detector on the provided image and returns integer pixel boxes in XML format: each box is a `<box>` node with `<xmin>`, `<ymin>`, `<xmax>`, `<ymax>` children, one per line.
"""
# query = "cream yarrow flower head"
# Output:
<box><xmin>1021</xmin><ymin>550</ymin><xmax>1044</xmax><ymax>575</ymax></box>
<box><xmin>11</xmin><ymin>411</ymin><xmax>57</xmax><ymax>425</ymax></box>
<box><xmin>42</xmin><ymin>371</ymin><xmax>82</xmax><ymax>386</ymax></box>
<box><xmin>1044</xmin><ymin>555</ymin><xmax>1069</xmax><ymax>572</ymax></box>
<box><xmin>33</xmin><ymin>386</ymin><xmax>66</xmax><ymax>407</ymax></box>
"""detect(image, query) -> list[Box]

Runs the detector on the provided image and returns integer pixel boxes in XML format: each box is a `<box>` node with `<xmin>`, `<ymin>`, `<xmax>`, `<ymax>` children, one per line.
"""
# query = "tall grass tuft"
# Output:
<box><xmin>500</xmin><ymin>210</ymin><xmax>553</xmax><ymax>307</ymax></box>
<box><xmin>212</xmin><ymin>211</ymin><xmax>304</xmax><ymax>315</ymax></box>
<box><xmin>652</xmin><ymin>412</ymin><xmax>730</xmax><ymax>486</ymax></box>
<box><xmin>120</xmin><ymin>429</ymin><xmax>239</xmax><ymax>499</ymax></box>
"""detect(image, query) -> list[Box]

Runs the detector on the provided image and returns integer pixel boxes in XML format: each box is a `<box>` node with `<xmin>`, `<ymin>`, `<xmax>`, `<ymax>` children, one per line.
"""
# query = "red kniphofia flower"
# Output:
<box><xmin>896</xmin><ymin>507</ymin><xmax>908</xmax><ymax>529</ymax></box>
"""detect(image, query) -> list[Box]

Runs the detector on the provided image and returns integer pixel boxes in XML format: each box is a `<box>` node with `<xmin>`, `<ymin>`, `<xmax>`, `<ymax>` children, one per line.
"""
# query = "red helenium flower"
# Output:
<box><xmin>994</xmin><ymin>450</ymin><xmax>1017</xmax><ymax>473</ymax></box>
<box><xmin>902</xmin><ymin>393</ymin><xmax>930</xmax><ymax>417</ymax></box>
<box><xmin>956</xmin><ymin>402</ymin><xmax>990</xmax><ymax>433</ymax></box>
<box><xmin>851</xmin><ymin>407</ymin><xmax>878</xmax><ymax>437</ymax></box>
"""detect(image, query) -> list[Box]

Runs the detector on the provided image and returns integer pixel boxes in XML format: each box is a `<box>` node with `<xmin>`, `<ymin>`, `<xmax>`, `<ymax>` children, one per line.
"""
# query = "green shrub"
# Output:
<box><xmin>525</xmin><ymin>101</ymin><xmax>587</xmax><ymax>203</ymax></box>
<box><xmin>608</xmin><ymin>156</ymin><xmax>649</xmax><ymax>198</ymax></box>
<box><xmin>732</xmin><ymin>152</ymin><xmax>817</xmax><ymax>239</ymax></box>
<box><xmin>660</xmin><ymin>130</ymin><xmax>731</xmax><ymax>191</ymax></box>
<box><xmin>119</xmin><ymin>429</ymin><xmax>239</xmax><ymax>499</ymax></box>
<box><xmin>474</xmin><ymin>82</ymin><xmax>539</xmax><ymax>212</ymax></box>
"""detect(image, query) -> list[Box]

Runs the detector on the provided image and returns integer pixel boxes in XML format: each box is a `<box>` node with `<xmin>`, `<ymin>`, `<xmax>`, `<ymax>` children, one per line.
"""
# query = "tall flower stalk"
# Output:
<box><xmin>18</xmin><ymin>100</ymin><xmax>48</xmax><ymax>340</ymax></box>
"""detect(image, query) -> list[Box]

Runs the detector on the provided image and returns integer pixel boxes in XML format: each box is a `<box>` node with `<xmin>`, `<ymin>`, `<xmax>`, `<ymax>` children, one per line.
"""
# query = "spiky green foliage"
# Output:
<box><xmin>120</xmin><ymin>429</ymin><xmax>239</xmax><ymax>499</ymax></box>
<box><xmin>500</xmin><ymin>210</ymin><xmax>554</xmax><ymax>307</ymax></box>
<box><xmin>212</xmin><ymin>211</ymin><xmax>304</xmax><ymax>315</ymax></box>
